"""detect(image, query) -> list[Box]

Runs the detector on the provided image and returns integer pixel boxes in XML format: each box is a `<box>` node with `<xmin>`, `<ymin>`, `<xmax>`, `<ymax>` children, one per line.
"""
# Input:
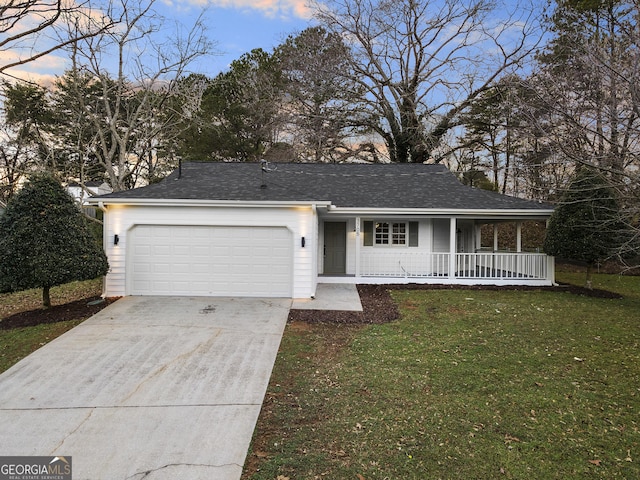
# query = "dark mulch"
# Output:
<box><xmin>287</xmin><ymin>282</ymin><xmax>622</xmax><ymax>325</ymax></box>
<box><xmin>0</xmin><ymin>297</ymin><xmax>118</xmax><ymax>330</ymax></box>
<box><xmin>386</xmin><ymin>282</ymin><xmax>623</xmax><ymax>299</ymax></box>
<box><xmin>288</xmin><ymin>285</ymin><xmax>400</xmax><ymax>325</ymax></box>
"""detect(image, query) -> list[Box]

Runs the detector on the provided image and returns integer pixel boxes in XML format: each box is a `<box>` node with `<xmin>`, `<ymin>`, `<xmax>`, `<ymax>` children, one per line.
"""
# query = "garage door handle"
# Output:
<box><xmin>323</xmin><ymin>245</ymin><xmax>326</xmax><ymax>257</ymax></box>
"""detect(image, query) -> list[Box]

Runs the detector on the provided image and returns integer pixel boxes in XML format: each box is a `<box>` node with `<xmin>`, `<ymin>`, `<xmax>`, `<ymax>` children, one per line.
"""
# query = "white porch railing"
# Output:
<box><xmin>455</xmin><ymin>252</ymin><xmax>549</xmax><ymax>280</ymax></box>
<box><xmin>360</xmin><ymin>251</ymin><xmax>450</xmax><ymax>278</ymax></box>
<box><xmin>359</xmin><ymin>251</ymin><xmax>551</xmax><ymax>281</ymax></box>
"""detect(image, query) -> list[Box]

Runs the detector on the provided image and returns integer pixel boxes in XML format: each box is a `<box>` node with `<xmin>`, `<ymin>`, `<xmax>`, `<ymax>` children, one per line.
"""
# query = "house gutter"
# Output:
<box><xmin>88</xmin><ymin>199</ymin><xmax>552</xmax><ymax>217</ymax></box>
<box><xmin>323</xmin><ymin>207</ymin><xmax>555</xmax><ymax>218</ymax></box>
<box><xmin>87</xmin><ymin>198</ymin><xmax>333</xmax><ymax>209</ymax></box>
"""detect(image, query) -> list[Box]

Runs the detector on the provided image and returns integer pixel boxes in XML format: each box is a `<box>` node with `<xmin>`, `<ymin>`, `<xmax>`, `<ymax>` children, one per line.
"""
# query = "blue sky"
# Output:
<box><xmin>189</xmin><ymin>3</ymin><xmax>313</xmax><ymax>75</ymax></box>
<box><xmin>6</xmin><ymin>0</ymin><xmax>546</xmax><ymax>87</ymax></box>
<box><xmin>7</xmin><ymin>0</ymin><xmax>313</xmax><ymax>84</ymax></box>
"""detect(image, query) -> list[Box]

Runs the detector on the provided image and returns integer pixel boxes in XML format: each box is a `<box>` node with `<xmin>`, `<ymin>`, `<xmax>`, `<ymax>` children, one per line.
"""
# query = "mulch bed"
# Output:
<box><xmin>0</xmin><ymin>297</ymin><xmax>119</xmax><ymax>330</ymax></box>
<box><xmin>289</xmin><ymin>284</ymin><xmax>400</xmax><ymax>325</ymax></box>
<box><xmin>287</xmin><ymin>282</ymin><xmax>623</xmax><ymax>325</ymax></box>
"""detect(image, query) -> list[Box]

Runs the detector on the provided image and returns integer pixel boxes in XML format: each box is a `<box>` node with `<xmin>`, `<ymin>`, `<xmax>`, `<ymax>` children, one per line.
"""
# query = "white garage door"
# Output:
<box><xmin>129</xmin><ymin>225</ymin><xmax>292</xmax><ymax>297</ymax></box>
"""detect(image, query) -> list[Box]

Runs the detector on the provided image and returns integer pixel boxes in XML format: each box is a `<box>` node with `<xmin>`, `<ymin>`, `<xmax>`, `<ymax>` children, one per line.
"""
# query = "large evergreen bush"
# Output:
<box><xmin>0</xmin><ymin>174</ymin><xmax>109</xmax><ymax>307</ymax></box>
<box><xmin>543</xmin><ymin>167</ymin><xmax>625</xmax><ymax>288</ymax></box>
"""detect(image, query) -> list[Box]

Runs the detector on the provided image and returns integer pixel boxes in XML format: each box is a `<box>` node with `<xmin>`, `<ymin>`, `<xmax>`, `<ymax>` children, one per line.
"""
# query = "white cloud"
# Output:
<box><xmin>172</xmin><ymin>0</ymin><xmax>312</xmax><ymax>19</ymax></box>
<box><xmin>1</xmin><ymin>51</ymin><xmax>67</xmax><ymax>86</ymax></box>
<box><xmin>1</xmin><ymin>68</ymin><xmax>59</xmax><ymax>87</ymax></box>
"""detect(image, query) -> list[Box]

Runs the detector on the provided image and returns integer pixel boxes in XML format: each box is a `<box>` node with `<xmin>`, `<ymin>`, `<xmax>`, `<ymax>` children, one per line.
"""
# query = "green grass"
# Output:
<box><xmin>0</xmin><ymin>278</ymin><xmax>103</xmax><ymax>374</ymax></box>
<box><xmin>244</xmin><ymin>274</ymin><xmax>640</xmax><ymax>479</ymax></box>
<box><xmin>0</xmin><ymin>319</ymin><xmax>85</xmax><ymax>373</ymax></box>
<box><xmin>0</xmin><ymin>277</ymin><xmax>104</xmax><ymax>318</ymax></box>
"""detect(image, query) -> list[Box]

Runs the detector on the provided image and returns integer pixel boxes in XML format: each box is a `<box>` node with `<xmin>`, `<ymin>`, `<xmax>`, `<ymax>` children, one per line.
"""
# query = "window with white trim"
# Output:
<box><xmin>363</xmin><ymin>221</ymin><xmax>419</xmax><ymax>247</ymax></box>
<box><xmin>375</xmin><ymin>222</ymin><xmax>389</xmax><ymax>244</ymax></box>
<box><xmin>375</xmin><ymin>222</ymin><xmax>406</xmax><ymax>245</ymax></box>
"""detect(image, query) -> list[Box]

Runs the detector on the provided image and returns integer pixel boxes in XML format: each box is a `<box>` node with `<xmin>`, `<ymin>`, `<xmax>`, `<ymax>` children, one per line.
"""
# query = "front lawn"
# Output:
<box><xmin>243</xmin><ymin>273</ymin><xmax>640</xmax><ymax>479</ymax></box>
<box><xmin>0</xmin><ymin>278</ymin><xmax>107</xmax><ymax>374</ymax></box>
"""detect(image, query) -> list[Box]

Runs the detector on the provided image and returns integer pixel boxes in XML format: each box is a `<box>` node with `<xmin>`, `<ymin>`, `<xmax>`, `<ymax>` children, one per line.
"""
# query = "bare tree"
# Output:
<box><xmin>276</xmin><ymin>26</ymin><xmax>367</xmax><ymax>162</ymax></box>
<box><xmin>62</xmin><ymin>0</ymin><xmax>212</xmax><ymax>190</ymax></box>
<box><xmin>531</xmin><ymin>0</ymin><xmax>640</xmax><ymax>179</ymax></box>
<box><xmin>0</xmin><ymin>120</ymin><xmax>35</xmax><ymax>201</ymax></box>
<box><xmin>312</xmin><ymin>0</ymin><xmax>544</xmax><ymax>163</ymax></box>
<box><xmin>519</xmin><ymin>0</ymin><xmax>640</xmax><ymax>262</ymax></box>
<box><xmin>0</xmin><ymin>81</ymin><xmax>53</xmax><ymax>200</ymax></box>
<box><xmin>0</xmin><ymin>0</ymin><xmax>113</xmax><ymax>78</ymax></box>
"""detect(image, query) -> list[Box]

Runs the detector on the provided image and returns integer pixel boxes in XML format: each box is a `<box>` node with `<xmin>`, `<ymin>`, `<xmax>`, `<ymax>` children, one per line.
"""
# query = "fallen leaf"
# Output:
<box><xmin>357</xmin><ymin>474</ymin><xmax>366</xmax><ymax>480</ymax></box>
<box><xmin>504</xmin><ymin>434</ymin><xmax>521</xmax><ymax>443</ymax></box>
<box><xmin>574</xmin><ymin>357</ymin><xmax>584</xmax><ymax>362</ymax></box>
<box><xmin>589</xmin><ymin>459</ymin><xmax>602</xmax><ymax>466</ymax></box>
<box><xmin>254</xmin><ymin>451</ymin><xmax>268</xmax><ymax>458</ymax></box>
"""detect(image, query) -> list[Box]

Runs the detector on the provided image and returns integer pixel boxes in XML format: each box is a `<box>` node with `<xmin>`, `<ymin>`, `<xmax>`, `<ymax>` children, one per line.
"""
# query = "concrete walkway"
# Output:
<box><xmin>0</xmin><ymin>296</ymin><xmax>290</xmax><ymax>480</ymax></box>
<box><xmin>291</xmin><ymin>283</ymin><xmax>363</xmax><ymax>311</ymax></box>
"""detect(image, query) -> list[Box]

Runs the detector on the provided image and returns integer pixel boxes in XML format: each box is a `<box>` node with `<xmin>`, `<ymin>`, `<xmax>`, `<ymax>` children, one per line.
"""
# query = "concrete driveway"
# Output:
<box><xmin>0</xmin><ymin>296</ymin><xmax>290</xmax><ymax>480</ymax></box>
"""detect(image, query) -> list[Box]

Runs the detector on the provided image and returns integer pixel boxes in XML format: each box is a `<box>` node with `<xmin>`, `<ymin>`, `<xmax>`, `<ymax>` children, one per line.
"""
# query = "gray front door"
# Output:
<box><xmin>324</xmin><ymin>222</ymin><xmax>346</xmax><ymax>274</ymax></box>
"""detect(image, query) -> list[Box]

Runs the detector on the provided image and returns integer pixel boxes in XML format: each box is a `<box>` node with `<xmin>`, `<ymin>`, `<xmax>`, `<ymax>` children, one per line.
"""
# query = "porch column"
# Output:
<box><xmin>449</xmin><ymin>217</ymin><xmax>457</xmax><ymax>278</ymax></box>
<box><xmin>493</xmin><ymin>224</ymin><xmax>499</xmax><ymax>252</ymax></box>
<box><xmin>355</xmin><ymin>217</ymin><xmax>361</xmax><ymax>278</ymax></box>
<box><xmin>516</xmin><ymin>221</ymin><xmax>522</xmax><ymax>253</ymax></box>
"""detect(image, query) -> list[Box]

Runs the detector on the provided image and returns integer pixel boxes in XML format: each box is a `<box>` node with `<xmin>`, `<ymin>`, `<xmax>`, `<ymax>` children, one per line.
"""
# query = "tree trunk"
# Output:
<box><xmin>585</xmin><ymin>264</ymin><xmax>593</xmax><ymax>290</ymax></box>
<box><xmin>42</xmin><ymin>286</ymin><xmax>51</xmax><ymax>308</ymax></box>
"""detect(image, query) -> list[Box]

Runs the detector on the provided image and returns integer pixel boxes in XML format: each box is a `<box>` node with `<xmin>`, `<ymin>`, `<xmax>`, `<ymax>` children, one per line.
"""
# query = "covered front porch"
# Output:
<box><xmin>318</xmin><ymin>216</ymin><xmax>555</xmax><ymax>286</ymax></box>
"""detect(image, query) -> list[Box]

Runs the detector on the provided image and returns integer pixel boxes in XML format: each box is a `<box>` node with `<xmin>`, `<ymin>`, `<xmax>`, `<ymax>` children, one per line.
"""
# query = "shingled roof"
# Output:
<box><xmin>95</xmin><ymin>162</ymin><xmax>551</xmax><ymax>211</ymax></box>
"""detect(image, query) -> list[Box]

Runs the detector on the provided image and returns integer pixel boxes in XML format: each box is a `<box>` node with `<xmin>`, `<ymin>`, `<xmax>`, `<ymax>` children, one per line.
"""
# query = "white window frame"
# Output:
<box><xmin>375</xmin><ymin>222</ymin><xmax>407</xmax><ymax>246</ymax></box>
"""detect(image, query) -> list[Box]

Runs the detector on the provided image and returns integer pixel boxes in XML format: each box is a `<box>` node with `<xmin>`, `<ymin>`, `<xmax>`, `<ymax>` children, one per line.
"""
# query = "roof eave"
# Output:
<box><xmin>87</xmin><ymin>198</ymin><xmax>553</xmax><ymax>218</ymax></box>
<box><xmin>324</xmin><ymin>206</ymin><xmax>554</xmax><ymax>218</ymax></box>
<box><xmin>87</xmin><ymin>197</ymin><xmax>332</xmax><ymax>208</ymax></box>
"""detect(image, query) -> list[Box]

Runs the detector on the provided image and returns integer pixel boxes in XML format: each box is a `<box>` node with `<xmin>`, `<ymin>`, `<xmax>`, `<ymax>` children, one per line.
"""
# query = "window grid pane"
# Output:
<box><xmin>392</xmin><ymin>223</ymin><xmax>406</xmax><ymax>245</ymax></box>
<box><xmin>375</xmin><ymin>222</ymin><xmax>389</xmax><ymax>245</ymax></box>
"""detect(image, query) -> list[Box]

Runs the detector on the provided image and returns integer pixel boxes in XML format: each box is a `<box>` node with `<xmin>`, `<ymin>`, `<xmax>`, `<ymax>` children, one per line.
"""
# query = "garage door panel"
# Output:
<box><xmin>174</xmin><ymin>245</ymin><xmax>192</xmax><ymax>256</ymax></box>
<box><xmin>191</xmin><ymin>246</ymin><xmax>209</xmax><ymax>256</ymax></box>
<box><xmin>134</xmin><ymin>245</ymin><xmax>151</xmax><ymax>256</ymax></box>
<box><xmin>129</xmin><ymin>225</ymin><xmax>292</xmax><ymax>297</ymax></box>
<box><xmin>153</xmin><ymin>245</ymin><xmax>171</xmax><ymax>256</ymax></box>
<box><xmin>212</xmin><ymin>246</ymin><xmax>231</xmax><ymax>256</ymax></box>
<box><xmin>151</xmin><ymin>264</ymin><xmax>169</xmax><ymax>274</ymax></box>
<box><xmin>214</xmin><ymin>265</ymin><xmax>231</xmax><ymax>275</ymax></box>
<box><xmin>192</xmin><ymin>264</ymin><xmax>210</xmax><ymax>274</ymax></box>
<box><xmin>252</xmin><ymin>246</ymin><xmax>273</xmax><ymax>256</ymax></box>
<box><xmin>132</xmin><ymin>262</ymin><xmax>151</xmax><ymax>273</ymax></box>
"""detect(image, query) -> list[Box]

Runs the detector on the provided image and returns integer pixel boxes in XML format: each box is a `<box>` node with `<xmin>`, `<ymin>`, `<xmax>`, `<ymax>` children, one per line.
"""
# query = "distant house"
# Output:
<box><xmin>67</xmin><ymin>181</ymin><xmax>113</xmax><ymax>205</ymax></box>
<box><xmin>67</xmin><ymin>181</ymin><xmax>113</xmax><ymax>218</ymax></box>
<box><xmin>89</xmin><ymin>162</ymin><xmax>555</xmax><ymax>299</ymax></box>
<box><xmin>0</xmin><ymin>200</ymin><xmax>5</xmax><ymax>217</ymax></box>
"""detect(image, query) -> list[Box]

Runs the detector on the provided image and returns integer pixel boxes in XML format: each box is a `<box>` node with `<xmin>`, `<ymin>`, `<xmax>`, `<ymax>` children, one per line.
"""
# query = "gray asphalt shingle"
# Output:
<box><xmin>96</xmin><ymin>162</ymin><xmax>551</xmax><ymax>211</ymax></box>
